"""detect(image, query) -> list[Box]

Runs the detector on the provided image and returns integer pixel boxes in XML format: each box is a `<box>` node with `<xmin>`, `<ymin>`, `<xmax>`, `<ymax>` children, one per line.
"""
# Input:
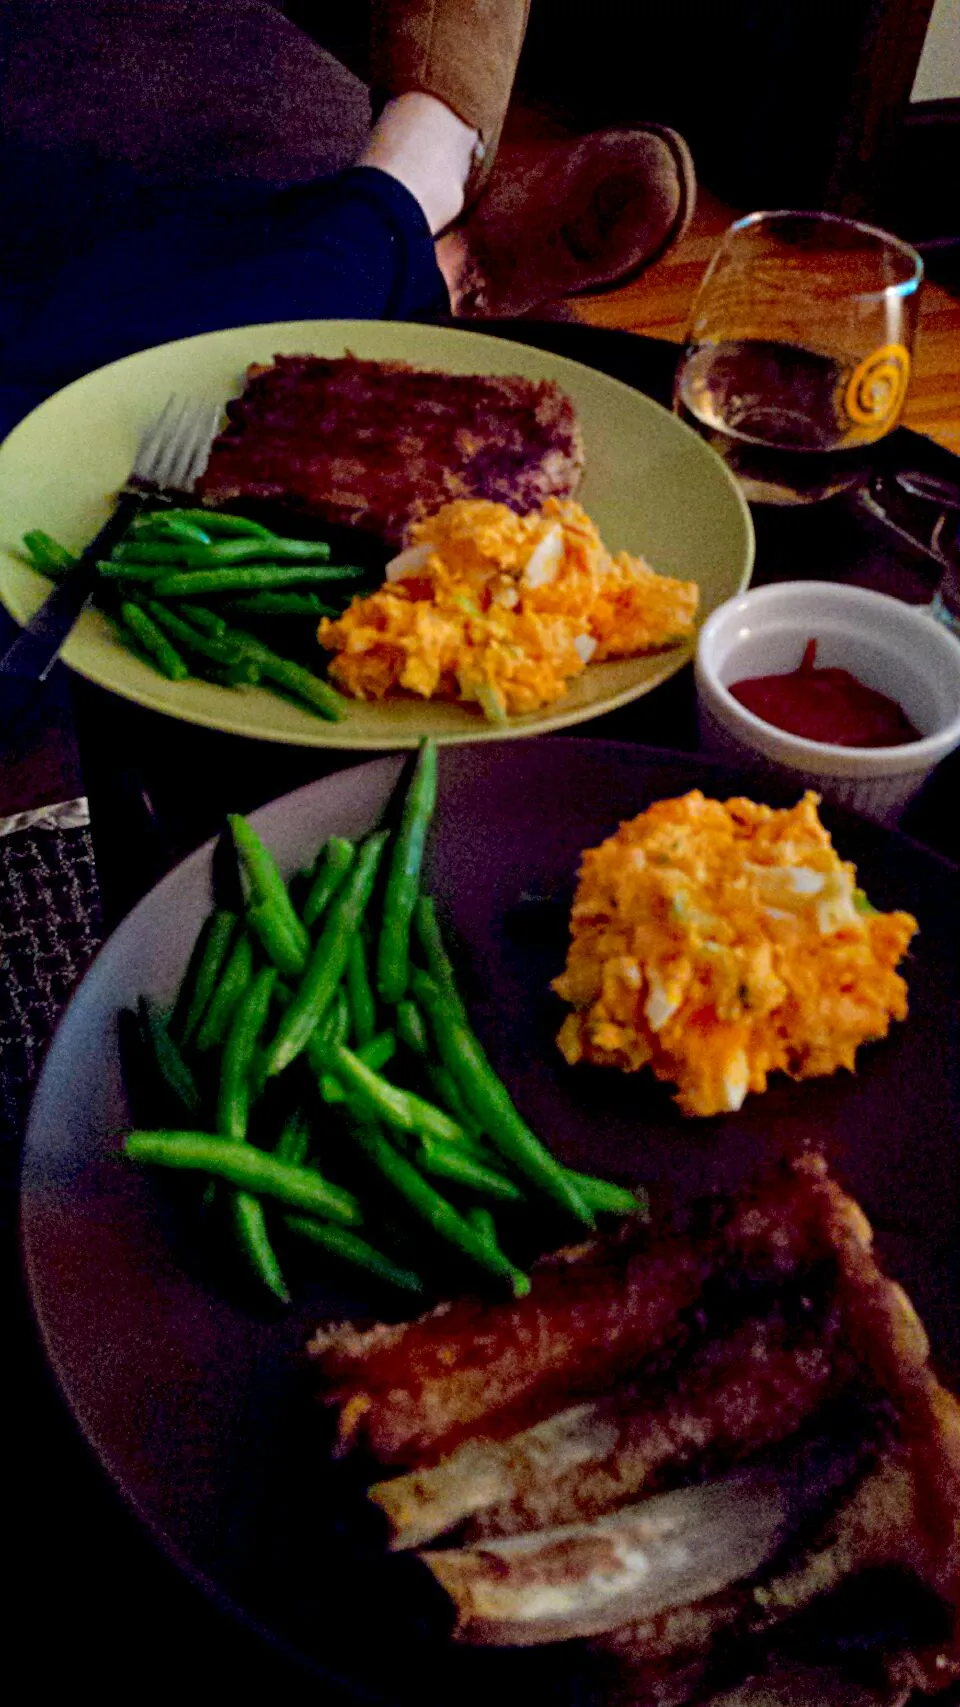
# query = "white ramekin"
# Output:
<box><xmin>694</xmin><ymin>581</ymin><xmax>960</xmax><ymax>823</ymax></box>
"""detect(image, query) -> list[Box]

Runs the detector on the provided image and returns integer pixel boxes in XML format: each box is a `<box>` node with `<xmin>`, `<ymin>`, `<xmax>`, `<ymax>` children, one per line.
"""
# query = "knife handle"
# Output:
<box><xmin>0</xmin><ymin>489</ymin><xmax>144</xmax><ymax>682</ymax></box>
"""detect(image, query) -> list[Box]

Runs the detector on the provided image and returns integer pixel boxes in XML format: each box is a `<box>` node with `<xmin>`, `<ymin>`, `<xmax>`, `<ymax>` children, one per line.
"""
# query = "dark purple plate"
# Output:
<box><xmin>20</xmin><ymin>738</ymin><xmax>960</xmax><ymax>1705</ymax></box>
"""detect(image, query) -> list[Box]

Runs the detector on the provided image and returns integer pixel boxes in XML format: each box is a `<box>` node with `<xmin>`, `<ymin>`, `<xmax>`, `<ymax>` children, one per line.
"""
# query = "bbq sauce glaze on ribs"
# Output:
<box><xmin>197</xmin><ymin>356</ymin><xmax>585</xmax><ymax>550</ymax></box>
<box><xmin>308</xmin><ymin>1155</ymin><xmax>960</xmax><ymax>1702</ymax></box>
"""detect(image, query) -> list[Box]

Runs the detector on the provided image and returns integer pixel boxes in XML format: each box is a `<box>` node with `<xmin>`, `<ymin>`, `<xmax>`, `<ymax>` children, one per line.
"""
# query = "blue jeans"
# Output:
<box><xmin>0</xmin><ymin>152</ymin><xmax>449</xmax><ymax>437</ymax></box>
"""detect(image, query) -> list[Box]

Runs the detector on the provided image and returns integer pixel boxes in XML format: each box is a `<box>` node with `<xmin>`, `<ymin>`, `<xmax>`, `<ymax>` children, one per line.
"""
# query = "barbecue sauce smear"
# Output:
<box><xmin>730</xmin><ymin>640</ymin><xmax>921</xmax><ymax>747</ymax></box>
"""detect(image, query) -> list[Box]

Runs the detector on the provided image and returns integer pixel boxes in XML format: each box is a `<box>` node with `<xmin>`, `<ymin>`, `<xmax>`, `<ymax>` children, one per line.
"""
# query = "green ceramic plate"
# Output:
<box><xmin>0</xmin><ymin>320</ymin><xmax>754</xmax><ymax>748</ymax></box>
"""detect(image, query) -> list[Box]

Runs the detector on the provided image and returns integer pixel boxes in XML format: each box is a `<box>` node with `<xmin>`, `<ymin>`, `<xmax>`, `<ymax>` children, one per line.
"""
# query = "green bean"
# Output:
<box><xmin>115</xmin><ymin>536</ymin><xmax>333</xmax><ymax>565</ymax></box>
<box><xmin>236</xmin><ymin>534</ymin><xmax>334</xmax><ymax>561</ymax></box>
<box><xmin>275</xmin><ymin>1107</ymin><xmax>311</xmax><ymax>1166</ymax></box>
<box><xmin>151</xmin><ymin>565</ymin><xmax>364</xmax><ymax>597</ymax></box>
<box><xmin>147</xmin><ymin>603</ymin><xmax>256</xmax><ymax>685</ymax></box>
<box><xmin>175</xmin><ymin>907</ymin><xmax>239</xmax><ymax>1045</ymax></box>
<box><xmin>228</xmin><ymin>814</ymin><xmax>310</xmax><ymax>972</ymax></box>
<box><xmin>260</xmin><ymin>980</ymin><xmax>345</xmax><ymax>1099</ymax></box>
<box><xmin>467</xmin><ymin>1205</ymin><xmax>498</xmax><ymax>1249</ymax></box>
<box><xmin>194</xmin><ymin>932</ymin><xmax>254</xmax><ymax>1052</ymax></box>
<box><xmin>396</xmin><ymin>998</ymin><xmax>429</xmax><ymax>1056</ymax></box>
<box><xmin>183</xmin><ymin>608</ymin><xmax>346</xmax><ymax>719</ymax></box>
<box><xmin>242</xmin><ymin>645</ymin><xmax>345</xmax><ymax>718</ymax></box>
<box><xmin>125</xmin><ymin>1131</ymin><xmax>363</xmax><ymax>1225</ymax></box>
<box><xmin>299</xmin><ymin>997</ymin><xmax>341</xmax><ymax>1086</ymax></box>
<box><xmin>135</xmin><ymin>508</ymin><xmax>275</xmax><ymax>541</ymax></box>
<box><xmin>415</xmin><ymin>1136</ymin><xmax>524</xmax><ymax>1203</ymax></box>
<box><xmin>422</xmin><ymin>1059</ymin><xmax>486</xmax><ymax>1143</ymax></box>
<box><xmin>198</xmin><ymin>656</ymin><xmax>263</xmax><ymax>688</ymax></box>
<box><xmin>217</xmin><ymin>966</ymin><xmax>278</xmax><ymax>1142</ymax></box>
<box><xmin>179</xmin><ymin>602</ymin><xmax>228</xmax><ymax>637</ymax></box>
<box><xmin>302</xmin><ymin>837</ymin><xmax>355</xmax><ymax>929</ymax></box>
<box><xmin>346</xmin><ymin>1117</ymin><xmax>529</xmax><ymax>1295</ymax></box>
<box><xmin>325</xmin><ymin>1042</ymin><xmax>465</xmax><ymax>1145</ymax></box>
<box><xmin>222</xmin><ymin>591</ymin><xmax>339</xmax><ymax>620</ymax></box>
<box><xmin>358</xmin><ymin>1030</ymin><xmax>397</xmax><ymax>1073</ymax></box>
<box><xmin>22</xmin><ymin>529</ymin><xmax>75</xmax><ymax>576</ymax></box>
<box><xmin>284</xmin><ymin>1218</ymin><xmax>424</xmax><ymax>1295</ymax></box>
<box><xmin>412</xmin><ymin>894</ymin><xmax>469</xmax><ymax>1025</ymax></box>
<box><xmin>113</xmin><ymin>541</ymin><xmax>209</xmax><ymax>564</ymax></box>
<box><xmin>264</xmin><ymin>832</ymin><xmax>388</xmax><ymax>1077</ymax></box>
<box><xmin>318</xmin><ymin>1030</ymin><xmax>397</xmax><ymax>1101</ymax></box>
<box><xmin>377</xmin><ymin>740</ymin><xmax>438</xmax><ymax>1005</ymax></box>
<box><xmin>370</xmin><ymin>976</ymin><xmax>483</xmax><ymax>1143</ymax></box>
<box><xmin>565</xmin><ymin>1170</ymin><xmax>651</xmax><ymax>1220</ymax></box>
<box><xmin>211</xmin><ymin>971</ymin><xmax>279</xmax><ymax>1337</ymax></box>
<box><xmin>98</xmin><ymin>559</ymin><xmax>171</xmax><ymax>583</ymax></box>
<box><xmin>137</xmin><ymin>997</ymin><xmax>201</xmax><ymax>1116</ymax></box>
<box><xmin>231</xmin><ymin>1190</ymin><xmax>290</xmax><ymax>1303</ymax></box>
<box><xmin>118</xmin><ymin>601</ymin><xmax>190</xmax><ymax>680</ymax></box>
<box><xmin>227</xmin><ymin>814</ymin><xmax>298</xmax><ymax>918</ymax></box>
<box><xmin>144</xmin><ymin>601</ymin><xmax>246</xmax><ymax>664</ymax></box>
<box><xmin>246</xmin><ymin>898</ymin><xmax>309</xmax><ymax>978</ymax></box>
<box><xmin>411</xmin><ymin>971</ymin><xmax>593</xmax><ymax>1226</ymax></box>
<box><xmin>346</xmin><ymin>934</ymin><xmax>377</xmax><ymax>1045</ymax></box>
<box><xmin>139</xmin><ymin>517</ymin><xmax>213</xmax><ymax>545</ymax></box>
<box><xmin>331</xmin><ymin>986</ymin><xmax>351</xmax><ymax>1048</ymax></box>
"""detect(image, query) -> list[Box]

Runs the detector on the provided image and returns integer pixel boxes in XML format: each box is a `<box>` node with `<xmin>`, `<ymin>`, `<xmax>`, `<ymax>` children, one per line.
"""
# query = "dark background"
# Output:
<box><xmin>287</xmin><ymin>0</ymin><xmax>960</xmax><ymax>258</ymax></box>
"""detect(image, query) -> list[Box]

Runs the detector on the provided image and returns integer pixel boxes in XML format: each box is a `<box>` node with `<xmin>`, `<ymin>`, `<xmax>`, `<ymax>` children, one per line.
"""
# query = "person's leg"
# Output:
<box><xmin>363</xmin><ymin>0</ymin><xmax>696</xmax><ymax>317</ymax></box>
<box><xmin>0</xmin><ymin>0</ymin><xmax>697</xmax><ymax>432</ymax></box>
<box><xmin>360</xmin><ymin>91</ymin><xmax>480</xmax><ymax>236</ymax></box>
<box><xmin>0</xmin><ymin>152</ymin><xmax>450</xmax><ymax>436</ymax></box>
<box><xmin>0</xmin><ymin>0</ymin><xmax>421</xmax><ymax>430</ymax></box>
<box><xmin>368</xmin><ymin>0</ymin><xmax>532</xmax><ymax>209</ymax></box>
<box><xmin>0</xmin><ymin>0</ymin><xmax>370</xmax><ymax>184</ymax></box>
<box><xmin>0</xmin><ymin>3</ymin><xmax>512</xmax><ymax>431</ymax></box>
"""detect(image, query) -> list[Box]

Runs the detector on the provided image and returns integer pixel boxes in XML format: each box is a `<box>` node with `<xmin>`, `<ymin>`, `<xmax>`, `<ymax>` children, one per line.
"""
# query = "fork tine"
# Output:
<box><xmin>174</xmin><ymin>401</ymin><xmax>222</xmax><ymax>490</ymax></box>
<box><xmin>134</xmin><ymin>394</ymin><xmax>192</xmax><ymax>488</ymax></box>
<box><xmin>161</xmin><ymin>398</ymin><xmax>199</xmax><ymax>487</ymax></box>
<box><xmin>133</xmin><ymin>394</ymin><xmax>181</xmax><ymax>476</ymax></box>
<box><xmin>165</xmin><ymin>400</ymin><xmax>211</xmax><ymax>491</ymax></box>
<box><xmin>134</xmin><ymin>396</ymin><xmax>221</xmax><ymax>493</ymax></box>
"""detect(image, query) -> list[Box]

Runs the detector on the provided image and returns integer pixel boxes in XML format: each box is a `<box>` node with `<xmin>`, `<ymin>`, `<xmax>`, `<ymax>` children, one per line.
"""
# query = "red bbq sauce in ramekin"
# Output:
<box><xmin>729</xmin><ymin>640</ymin><xmax>921</xmax><ymax>748</ymax></box>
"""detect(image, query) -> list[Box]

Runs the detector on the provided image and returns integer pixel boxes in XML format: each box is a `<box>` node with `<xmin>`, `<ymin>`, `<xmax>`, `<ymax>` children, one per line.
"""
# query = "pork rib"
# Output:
<box><xmin>197</xmin><ymin>355</ymin><xmax>586</xmax><ymax>549</ymax></box>
<box><xmin>308</xmin><ymin>1159</ymin><xmax>854</xmax><ymax>1467</ymax></box>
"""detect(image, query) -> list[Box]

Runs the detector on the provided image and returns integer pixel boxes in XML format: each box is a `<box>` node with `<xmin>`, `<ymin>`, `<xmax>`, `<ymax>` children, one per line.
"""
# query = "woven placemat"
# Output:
<box><xmin>0</xmin><ymin>799</ymin><xmax>101</xmax><ymax>1204</ymax></box>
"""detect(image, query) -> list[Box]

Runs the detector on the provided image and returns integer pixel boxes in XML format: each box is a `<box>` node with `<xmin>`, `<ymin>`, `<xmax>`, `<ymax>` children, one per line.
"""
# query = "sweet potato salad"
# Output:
<box><xmin>553</xmin><ymin>791</ymin><xmax>917</xmax><ymax>1117</ymax></box>
<box><xmin>317</xmin><ymin>498</ymin><xmax>699</xmax><ymax>720</ymax></box>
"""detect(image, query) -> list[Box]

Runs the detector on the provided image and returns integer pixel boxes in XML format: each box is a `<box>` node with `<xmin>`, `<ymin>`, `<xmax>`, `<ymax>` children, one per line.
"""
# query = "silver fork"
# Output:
<box><xmin>0</xmin><ymin>394</ymin><xmax>222</xmax><ymax>683</ymax></box>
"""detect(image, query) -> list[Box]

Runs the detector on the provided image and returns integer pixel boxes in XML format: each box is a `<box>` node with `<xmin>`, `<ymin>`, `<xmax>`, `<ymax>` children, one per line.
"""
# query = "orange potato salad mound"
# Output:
<box><xmin>552</xmin><ymin>791</ymin><xmax>917</xmax><ymax>1118</ymax></box>
<box><xmin>317</xmin><ymin>498</ymin><xmax>698</xmax><ymax>720</ymax></box>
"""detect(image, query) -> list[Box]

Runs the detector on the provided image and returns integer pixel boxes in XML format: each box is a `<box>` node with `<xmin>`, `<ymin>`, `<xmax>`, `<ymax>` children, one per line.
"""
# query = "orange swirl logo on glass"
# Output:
<box><xmin>841</xmin><ymin>343</ymin><xmax>911</xmax><ymax>435</ymax></box>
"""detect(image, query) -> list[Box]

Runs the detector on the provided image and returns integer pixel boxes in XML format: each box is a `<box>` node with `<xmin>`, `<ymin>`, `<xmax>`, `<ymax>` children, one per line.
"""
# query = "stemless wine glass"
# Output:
<box><xmin>673</xmin><ymin>210</ymin><xmax>924</xmax><ymax>506</ymax></box>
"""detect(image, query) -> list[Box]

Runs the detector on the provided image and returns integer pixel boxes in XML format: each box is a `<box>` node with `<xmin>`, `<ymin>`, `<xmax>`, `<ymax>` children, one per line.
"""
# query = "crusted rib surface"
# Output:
<box><xmin>197</xmin><ymin>355</ymin><xmax>585</xmax><ymax>548</ymax></box>
<box><xmin>308</xmin><ymin>1162</ymin><xmax>857</xmax><ymax>1469</ymax></box>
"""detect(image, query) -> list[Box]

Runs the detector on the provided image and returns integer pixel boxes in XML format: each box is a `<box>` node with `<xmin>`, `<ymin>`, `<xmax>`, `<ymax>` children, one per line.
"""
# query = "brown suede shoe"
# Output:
<box><xmin>440</xmin><ymin>125</ymin><xmax>697</xmax><ymax>319</ymax></box>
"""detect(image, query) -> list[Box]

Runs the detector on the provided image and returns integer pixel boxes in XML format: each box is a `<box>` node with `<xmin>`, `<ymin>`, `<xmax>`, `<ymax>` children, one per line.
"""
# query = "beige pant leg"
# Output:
<box><xmin>369</xmin><ymin>0</ymin><xmax>532</xmax><ymax>186</ymax></box>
